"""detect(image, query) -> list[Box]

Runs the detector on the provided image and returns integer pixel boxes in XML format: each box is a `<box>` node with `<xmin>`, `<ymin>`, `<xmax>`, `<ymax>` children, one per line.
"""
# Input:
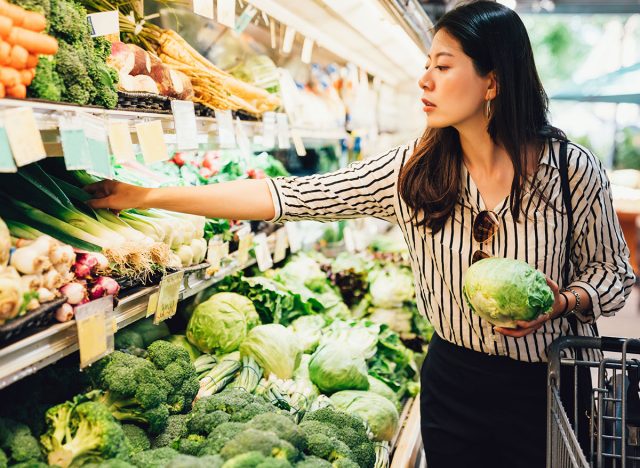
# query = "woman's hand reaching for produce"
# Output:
<box><xmin>494</xmin><ymin>277</ymin><xmax>566</xmax><ymax>338</ymax></box>
<box><xmin>86</xmin><ymin>180</ymin><xmax>150</xmax><ymax>211</ymax></box>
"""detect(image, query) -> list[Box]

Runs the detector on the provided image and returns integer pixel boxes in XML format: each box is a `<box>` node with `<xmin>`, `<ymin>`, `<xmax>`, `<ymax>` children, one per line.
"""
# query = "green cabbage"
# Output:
<box><xmin>290</xmin><ymin>315</ymin><xmax>326</xmax><ymax>353</ymax></box>
<box><xmin>367</xmin><ymin>376</ymin><xmax>397</xmax><ymax>404</ymax></box>
<box><xmin>369</xmin><ymin>265</ymin><xmax>415</xmax><ymax>308</ymax></box>
<box><xmin>462</xmin><ymin>258</ymin><xmax>553</xmax><ymax>328</ymax></box>
<box><xmin>330</xmin><ymin>390</ymin><xmax>399</xmax><ymax>441</ymax></box>
<box><xmin>240</xmin><ymin>324</ymin><xmax>302</xmax><ymax>379</ymax></box>
<box><xmin>308</xmin><ymin>343</ymin><xmax>369</xmax><ymax>394</ymax></box>
<box><xmin>186</xmin><ymin>292</ymin><xmax>257</xmax><ymax>353</ymax></box>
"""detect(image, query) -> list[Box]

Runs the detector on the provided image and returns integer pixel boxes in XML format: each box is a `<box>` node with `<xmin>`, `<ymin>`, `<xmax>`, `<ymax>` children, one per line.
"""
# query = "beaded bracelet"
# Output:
<box><xmin>561</xmin><ymin>287</ymin><xmax>581</xmax><ymax>318</ymax></box>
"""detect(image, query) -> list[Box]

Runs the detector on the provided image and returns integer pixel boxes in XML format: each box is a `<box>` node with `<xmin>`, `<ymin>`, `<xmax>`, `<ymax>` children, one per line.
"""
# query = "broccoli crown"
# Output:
<box><xmin>41</xmin><ymin>400</ymin><xmax>129</xmax><ymax>468</ymax></box>
<box><xmin>173</xmin><ymin>434</ymin><xmax>206</xmax><ymax>456</ymax></box>
<box><xmin>122</xmin><ymin>424</ymin><xmax>151</xmax><ymax>456</ymax></box>
<box><xmin>257</xmin><ymin>459</ymin><xmax>293</xmax><ymax>468</ymax></box>
<box><xmin>130</xmin><ymin>447</ymin><xmax>180</xmax><ymax>468</ymax></box>
<box><xmin>84</xmin><ymin>459</ymin><xmax>136</xmax><ymax>468</ymax></box>
<box><xmin>0</xmin><ymin>418</ymin><xmax>43</xmax><ymax>464</ymax></box>
<box><xmin>220</xmin><ymin>429</ymin><xmax>298</xmax><ymax>462</ymax></box>
<box><xmin>294</xmin><ymin>457</ymin><xmax>332</xmax><ymax>468</ymax></box>
<box><xmin>303</xmin><ymin>433</ymin><xmax>351</xmax><ymax>464</ymax></box>
<box><xmin>247</xmin><ymin>413</ymin><xmax>307</xmax><ymax>453</ymax></box>
<box><xmin>187</xmin><ymin>410</ymin><xmax>230</xmax><ymax>437</ymax></box>
<box><xmin>331</xmin><ymin>460</ymin><xmax>359</xmax><ymax>468</ymax></box>
<box><xmin>7</xmin><ymin>462</ymin><xmax>51</xmax><ymax>468</ymax></box>
<box><xmin>171</xmin><ymin>454</ymin><xmax>224</xmax><ymax>468</ymax></box>
<box><xmin>302</xmin><ymin>409</ymin><xmax>365</xmax><ymax>435</ymax></box>
<box><xmin>147</xmin><ymin>340</ymin><xmax>192</xmax><ymax>369</ymax></box>
<box><xmin>221</xmin><ymin>451</ymin><xmax>266</xmax><ymax>467</ymax></box>
<box><xmin>114</xmin><ymin>329</ymin><xmax>145</xmax><ymax>352</ymax></box>
<box><xmin>200</xmin><ymin>423</ymin><xmax>247</xmax><ymax>455</ymax></box>
<box><xmin>151</xmin><ymin>414</ymin><xmax>188</xmax><ymax>448</ymax></box>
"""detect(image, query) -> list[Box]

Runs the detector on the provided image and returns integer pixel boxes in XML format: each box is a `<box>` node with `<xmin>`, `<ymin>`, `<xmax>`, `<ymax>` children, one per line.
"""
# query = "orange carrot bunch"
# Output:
<box><xmin>0</xmin><ymin>0</ymin><xmax>57</xmax><ymax>98</ymax></box>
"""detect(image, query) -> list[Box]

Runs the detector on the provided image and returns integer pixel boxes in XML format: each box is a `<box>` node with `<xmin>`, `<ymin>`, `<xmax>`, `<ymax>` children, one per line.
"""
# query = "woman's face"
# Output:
<box><xmin>418</xmin><ymin>29</ymin><xmax>494</xmax><ymax>129</ymax></box>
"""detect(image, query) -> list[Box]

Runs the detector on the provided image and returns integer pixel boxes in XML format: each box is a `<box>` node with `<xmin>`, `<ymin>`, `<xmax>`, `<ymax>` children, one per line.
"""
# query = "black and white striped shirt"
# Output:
<box><xmin>266</xmin><ymin>138</ymin><xmax>636</xmax><ymax>362</ymax></box>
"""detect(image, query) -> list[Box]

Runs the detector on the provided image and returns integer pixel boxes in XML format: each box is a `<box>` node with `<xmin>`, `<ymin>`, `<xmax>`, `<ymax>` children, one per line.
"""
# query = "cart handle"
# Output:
<box><xmin>548</xmin><ymin>336</ymin><xmax>640</xmax><ymax>386</ymax></box>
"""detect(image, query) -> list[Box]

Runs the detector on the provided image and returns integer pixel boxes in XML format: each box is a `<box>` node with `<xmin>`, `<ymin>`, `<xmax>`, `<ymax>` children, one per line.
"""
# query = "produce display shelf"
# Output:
<box><xmin>0</xmin><ymin>98</ymin><xmax>348</xmax><ymax>143</ymax></box>
<box><xmin>390</xmin><ymin>398</ymin><xmax>424</xmax><ymax>468</ymax></box>
<box><xmin>0</xmin><ymin>230</ymin><xmax>276</xmax><ymax>390</ymax></box>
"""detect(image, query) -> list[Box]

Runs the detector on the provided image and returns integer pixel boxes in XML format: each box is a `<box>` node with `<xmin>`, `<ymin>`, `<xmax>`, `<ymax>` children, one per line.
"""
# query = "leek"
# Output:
<box><xmin>119</xmin><ymin>212</ymin><xmax>165</xmax><ymax>242</ymax></box>
<box><xmin>5</xmin><ymin>220</ymin><xmax>44</xmax><ymax>240</ymax></box>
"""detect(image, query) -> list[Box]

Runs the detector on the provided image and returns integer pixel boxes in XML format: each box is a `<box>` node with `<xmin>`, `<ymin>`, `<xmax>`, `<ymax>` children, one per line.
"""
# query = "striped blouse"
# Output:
<box><xmin>266</xmin><ymin>138</ymin><xmax>636</xmax><ymax>362</ymax></box>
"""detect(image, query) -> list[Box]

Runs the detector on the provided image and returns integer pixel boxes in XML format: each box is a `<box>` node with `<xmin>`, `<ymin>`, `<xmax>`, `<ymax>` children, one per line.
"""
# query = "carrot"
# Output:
<box><xmin>0</xmin><ymin>82</ymin><xmax>5</xmax><ymax>98</ymax></box>
<box><xmin>20</xmin><ymin>11</ymin><xmax>45</xmax><ymax>32</ymax></box>
<box><xmin>0</xmin><ymin>0</ymin><xmax>27</xmax><ymax>27</ymax></box>
<box><xmin>0</xmin><ymin>66</ymin><xmax>19</xmax><ymax>86</ymax></box>
<box><xmin>25</xmin><ymin>52</ymin><xmax>37</xmax><ymax>68</ymax></box>
<box><xmin>7</xmin><ymin>27</ymin><xmax>57</xmax><ymax>55</ymax></box>
<box><xmin>19</xmin><ymin>67</ymin><xmax>32</xmax><ymax>85</ymax></box>
<box><xmin>9</xmin><ymin>43</ymin><xmax>27</xmax><ymax>69</ymax></box>
<box><xmin>0</xmin><ymin>16</ymin><xmax>12</xmax><ymax>38</ymax></box>
<box><xmin>6</xmin><ymin>83</ymin><xmax>25</xmax><ymax>98</ymax></box>
<box><xmin>0</xmin><ymin>40</ymin><xmax>9</xmax><ymax>65</ymax></box>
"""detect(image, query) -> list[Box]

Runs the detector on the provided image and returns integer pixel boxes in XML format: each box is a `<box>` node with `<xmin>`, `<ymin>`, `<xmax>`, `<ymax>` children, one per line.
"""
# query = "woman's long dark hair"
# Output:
<box><xmin>399</xmin><ymin>0</ymin><xmax>559</xmax><ymax>233</ymax></box>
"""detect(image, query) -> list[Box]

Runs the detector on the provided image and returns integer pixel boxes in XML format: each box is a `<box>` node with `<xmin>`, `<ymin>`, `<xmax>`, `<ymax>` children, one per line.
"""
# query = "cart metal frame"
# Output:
<box><xmin>547</xmin><ymin>336</ymin><xmax>640</xmax><ymax>468</ymax></box>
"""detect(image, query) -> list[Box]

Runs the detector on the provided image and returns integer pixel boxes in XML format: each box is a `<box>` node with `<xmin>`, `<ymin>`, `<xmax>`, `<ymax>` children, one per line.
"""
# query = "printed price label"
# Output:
<box><xmin>285</xmin><ymin>222</ymin><xmax>302</xmax><ymax>253</ymax></box>
<box><xmin>146</xmin><ymin>292</ymin><xmax>159</xmax><ymax>318</ymax></box>
<box><xmin>3</xmin><ymin>107</ymin><xmax>45</xmax><ymax>167</ymax></box>
<box><xmin>235</xmin><ymin>118</ymin><xmax>252</xmax><ymax>163</ymax></box>
<box><xmin>253</xmin><ymin>233</ymin><xmax>273</xmax><ymax>272</ymax></box>
<box><xmin>0</xmin><ymin>127</ymin><xmax>16</xmax><ymax>173</ymax></box>
<box><xmin>276</xmin><ymin>113</ymin><xmax>290</xmax><ymax>149</ymax></box>
<box><xmin>193</xmin><ymin>0</ymin><xmax>214</xmax><ymax>19</ymax></box>
<box><xmin>153</xmin><ymin>270</ymin><xmax>185</xmax><ymax>324</ymax></box>
<box><xmin>261</xmin><ymin>112</ymin><xmax>276</xmax><ymax>149</ymax></box>
<box><xmin>301</xmin><ymin>37</ymin><xmax>314</xmax><ymax>64</ymax></box>
<box><xmin>206</xmin><ymin>236</ymin><xmax>226</xmax><ymax>271</ymax></box>
<box><xmin>291</xmin><ymin>128</ymin><xmax>306</xmax><ymax>157</ymax></box>
<box><xmin>87</xmin><ymin>11</ymin><xmax>119</xmax><ymax>37</ymax></box>
<box><xmin>282</xmin><ymin>25</ymin><xmax>295</xmax><ymax>54</ymax></box>
<box><xmin>217</xmin><ymin>0</ymin><xmax>236</xmax><ymax>28</ymax></box>
<box><xmin>75</xmin><ymin>295</ymin><xmax>114</xmax><ymax>369</ymax></box>
<box><xmin>236</xmin><ymin>227</ymin><xmax>253</xmax><ymax>266</ymax></box>
<box><xmin>108</xmin><ymin>121</ymin><xmax>135</xmax><ymax>162</ymax></box>
<box><xmin>343</xmin><ymin>226</ymin><xmax>356</xmax><ymax>253</ymax></box>
<box><xmin>59</xmin><ymin>115</ymin><xmax>90</xmax><ymax>170</ymax></box>
<box><xmin>215</xmin><ymin>109</ymin><xmax>236</xmax><ymax>148</ymax></box>
<box><xmin>171</xmin><ymin>100</ymin><xmax>198</xmax><ymax>151</ymax></box>
<box><xmin>273</xmin><ymin>227</ymin><xmax>288</xmax><ymax>263</ymax></box>
<box><xmin>136</xmin><ymin>120</ymin><xmax>169</xmax><ymax>163</ymax></box>
<box><xmin>84</xmin><ymin>116</ymin><xmax>112</xmax><ymax>179</ymax></box>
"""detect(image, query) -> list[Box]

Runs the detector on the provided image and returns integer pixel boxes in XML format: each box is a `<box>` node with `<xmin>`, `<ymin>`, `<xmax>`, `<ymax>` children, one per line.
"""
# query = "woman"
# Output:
<box><xmin>87</xmin><ymin>1</ymin><xmax>635</xmax><ymax>466</ymax></box>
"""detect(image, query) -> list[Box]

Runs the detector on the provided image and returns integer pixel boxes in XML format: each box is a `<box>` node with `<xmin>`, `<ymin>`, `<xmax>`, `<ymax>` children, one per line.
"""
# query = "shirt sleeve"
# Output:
<box><xmin>568</xmin><ymin>145</ymin><xmax>636</xmax><ymax>322</ymax></box>
<box><xmin>266</xmin><ymin>142</ymin><xmax>414</xmax><ymax>224</ymax></box>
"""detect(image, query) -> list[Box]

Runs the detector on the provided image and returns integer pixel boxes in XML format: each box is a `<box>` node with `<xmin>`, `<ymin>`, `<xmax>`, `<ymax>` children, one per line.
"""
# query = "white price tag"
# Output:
<box><xmin>234</xmin><ymin>4</ymin><xmax>257</xmax><ymax>33</ymax></box>
<box><xmin>285</xmin><ymin>222</ymin><xmax>302</xmax><ymax>253</ymax></box>
<box><xmin>291</xmin><ymin>128</ymin><xmax>306</xmax><ymax>157</ymax></box>
<box><xmin>343</xmin><ymin>226</ymin><xmax>356</xmax><ymax>253</ymax></box>
<box><xmin>276</xmin><ymin>113</ymin><xmax>290</xmax><ymax>149</ymax></box>
<box><xmin>84</xmin><ymin>115</ymin><xmax>112</xmax><ymax>179</ymax></box>
<box><xmin>269</xmin><ymin>20</ymin><xmax>277</xmax><ymax>49</ymax></box>
<box><xmin>206</xmin><ymin>236</ymin><xmax>224</xmax><ymax>271</ymax></box>
<box><xmin>273</xmin><ymin>227</ymin><xmax>288</xmax><ymax>263</ymax></box>
<box><xmin>193</xmin><ymin>0</ymin><xmax>214</xmax><ymax>19</ymax></box>
<box><xmin>75</xmin><ymin>295</ymin><xmax>114</xmax><ymax>369</ymax></box>
<box><xmin>217</xmin><ymin>0</ymin><xmax>236</xmax><ymax>28</ymax></box>
<box><xmin>3</xmin><ymin>108</ymin><xmax>45</xmax><ymax>167</ymax></box>
<box><xmin>59</xmin><ymin>115</ymin><xmax>90</xmax><ymax>170</ymax></box>
<box><xmin>153</xmin><ymin>270</ymin><xmax>185</xmax><ymax>324</ymax></box>
<box><xmin>87</xmin><ymin>11</ymin><xmax>119</xmax><ymax>37</ymax></box>
<box><xmin>282</xmin><ymin>25</ymin><xmax>295</xmax><ymax>54</ymax></box>
<box><xmin>171</xmin><ymin>100</ymin><xmax>198</xmax><ymax>151</ymax></box>
<box><xmin>108</xmin><ymin>121</ymin><xmax>135</xmax><ymax>162</ymax></box>
<box><xmin>301</xmin><ymin>37</ymin><xmax>314</xmax><ymax>64</ymax></box>
<box><xmin>215</xmin><ymin>109</ymin><xmax>236</xmax><ymax>148</ymax></box>
<box><xmin>236</xmin><ymin>226</ymin><xmax>253</xmax><ymax>266</ymax></box>
<box><xmin>253</xmin><ymin>233</ymin><xmax>273</xmax><ymax>272</ymax></box>
<box><xmin>261</xmin><ymin>112</ymin><xmax>276</xmax><ymax>149</ymax></box>
<box><xmin>136</xmin><ymin>120</ymin><xmax>169</xmax><ymax>163</ymax></box>
<box><xmin>235</xmin><ymin>118</ymin><xmax>252</xmax><ymax>163</ymax></box>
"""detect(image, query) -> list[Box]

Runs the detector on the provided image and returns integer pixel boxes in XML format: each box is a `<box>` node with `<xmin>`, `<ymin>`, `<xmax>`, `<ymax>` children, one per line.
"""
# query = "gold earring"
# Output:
<box><xmin>485</xmin><ymin>99</ymin><xmax>492</xmax><ymax>119</ymax></box>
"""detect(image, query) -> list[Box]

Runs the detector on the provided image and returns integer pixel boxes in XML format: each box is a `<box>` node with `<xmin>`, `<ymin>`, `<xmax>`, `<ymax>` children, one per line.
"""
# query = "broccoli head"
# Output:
<box><xmin>220</xmin><ymin>429</ymin><xmax>298</xmax><ymax>462</ymax></box>
<box><xmin>7</xmin><ymin>462</ymin><xmax>51</xmax><ymax>468</ymax></box>
<box><xmin>199</xmin><ymin>422</ymin><xmax>247</xmax><ymax>455</ymax></box>
<box><xmin>222</xmin><ymin>451</ymin><xmax>266</xmax><ymax>467</ymax></box>
<box><xmin>257</xmin><ymin>459</ymin><xmax>293</xmax><ymax>468</ymax></box>
<box><xmin>294</xmin><ymin>457</ymin><xmax>332</xmax><ymax>468</ymax></box>
<box><xmin>170</xmin><ymin>454</ymin><xmax>224</xmax><ymax>468</ymax></box>
<box><xmin>40</xmin><ymin>400</ymin><xmax>129</xmax><ymax>468</ymax></box>
<box><xmin>173</xmin><ymin>434</ymin><xmax>206</xmax><ymax>456</ymax></box>
<box><xmin>247</xmin><ymin>413</ymin><xmax>307</xmax><ymax>453</ymax></box>
<box><xmin>84</xmin><ymin>459</ymin><xmax>136</xmax><ymax>468</ymax></box>
<box><xmin>122</xmin><ymin>424</ymin><xmax>151</xmax><ymax>456</ymax></box>
<box><xmin>151</xmin><ymin>414</ymin><xmax>188</xmax><ymax>448</ymax></box>
<box><xmin>331</xmin><ymin>460</ymin><xmax>359</xmax><ymax>468</ymax></box>
<box><xmin>0</xmin><ymin>418</ymin><xmax>43</xmax><ymax>464</ymax></box>
<box><xmin>187</xmin><ymin>410</ymin><xmax>230</xmax><ymax>437</ymax></box>
<box><xmin>114</xmin><ymin>329</ymin><xmax>145</xmax><ymax>353</ymax></box>
<box><xmin>303</xmin><ymin>433</ymin><xmax>351</xmax><ymax>464</ymax></box>
<box><xmin>85</xmin><ymin>351</ymin><xmax>172</xmax><ymax>434</ymax></box>
<box><xmin>130</xmin><ymin>447</ymin><xmax>180</xmax><ymax>468</ymax></box>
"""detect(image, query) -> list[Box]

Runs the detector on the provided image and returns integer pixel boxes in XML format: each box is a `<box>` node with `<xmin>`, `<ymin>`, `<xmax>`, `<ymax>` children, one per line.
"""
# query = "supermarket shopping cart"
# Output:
<box><xmin>547</xmin><ymin>336</ymin><xmax>640</xmax><ymax>468</ymax></box>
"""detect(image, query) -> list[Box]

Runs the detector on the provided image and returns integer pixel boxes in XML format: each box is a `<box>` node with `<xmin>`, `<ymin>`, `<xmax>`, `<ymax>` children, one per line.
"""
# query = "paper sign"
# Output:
<box><xmin>253</xmin><ymin>233</ymin><xmax>273</xmax><ymax>272</ymax></box>
<box><xmin>87</xmin><ymin>11</ymin><xmax>119</xmax><ymax>37</ymax></box>
<box><xmin>291</xmin><ymin>128</ymin><xmax>306</xmax><ymax>157</ymax></box>
<box><xmin>108</xmin><ymin>121</ymin><xmax>135</xmax><ymax>162</ymax></box>
<box><xmin>59</xmin><ymin>116</ymin><xmax>90</xmax><ymax>170</ymax></box>
<box><xmin>234</xmin><ymin>5</ymin><xmax>257</xmax><ymax>33</ymax></box>
<box><xmin>262</xmin><ymin>112</ymin><xmax>276</xmax><ymax>149</ymax></box>
<box><xmin>206</xmin><ymin>236</ymin><xmax>226</xmax><ymax>271</ymax></box>
<box><xmin>153</xmin><ymin>270</ymin><xmax>185</xmax><ymax>324</ymax></box>
<box><xmin>136</xmin><ymin>120</ymin><xmax>169</xmax><ymax>163</ymax></box>
<box><xmin>269</xmin><ymin>20</ymin><xmax>276</xmax><ymax>49</ymax></box>
<box><xmin>84</xmin><ymin>116</ymin><xmax>112</xmax><ymax>179</ymax></box>
<box><xmin>215</xmin><ymin>110</ymin><xmax>236</xmax><ymax>148</ymax></box>
<box><xmin>301</xmin><ymin>37</ymin><xmax>314</xmax><ymax>64</ymax></box>
<box><xmin>235</xmin><ymin>118</ymin><xmax>252</xmax><ymax>163</ymax></box>
<box><xmin>217</xmin><ymin>0</ymin><xmax>236</xmax><ymax>28</ymax></box>
<box><xmin>343</xmin><ymin>226</ymin><xmax>356</xmax><ymax>253</ymax></box>
<box><xmin>276</xmin><ymin>113</ymin><xmax>290</xmax><ymax>149</ymax></box>
<box><xmin>193</xmin><ymin>0</ymin><xmax>214</xmax><ymax>19</ymax></box>
<box><xmin>236</xmin><ymin>227</ymin><xmax>253</xmax><ymax>265</ymax></box>
<box><xmin>75</xmin><ymin>295</ymin><xmax>114</xmax><ymax>369</ymax></box>
<box><xmin>0</xmin><ymin>127</ymin><xmax>16</xmax><ymax>173</ymax></box>
<box><xmin>3</xmin><ymin>108</ymin><xmax>45</xmax><ymax>167</ymax></box>
<box><xmin>273</xmin><ymin>227</ymin><xmax>288</xmax><ymax>263</ymax></box>
<box><xmin>282</xmin><ymin>25</ymin><xmax>296</xmax><ymax>54</ymax></box>
<box><xmin>171</xmin><ymin>100</ymin><xmax>198</xmax><ymax>151</ymax></box>
<box><xmin>146</xmin><ymin>292</ymin><xmax>159</xmax><ymax>318</ymax></box>
<box><xmin>285</xmin><ymin>222</ymin><xmax>302</xmax><ymax>253</ymax></box>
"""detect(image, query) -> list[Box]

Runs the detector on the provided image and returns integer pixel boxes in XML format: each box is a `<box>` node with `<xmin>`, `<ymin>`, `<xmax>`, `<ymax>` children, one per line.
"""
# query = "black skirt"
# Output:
<box><xmin>420</xmin><ymin>333</ymin><xmax>590</xmax><ymax>468</ymax></box>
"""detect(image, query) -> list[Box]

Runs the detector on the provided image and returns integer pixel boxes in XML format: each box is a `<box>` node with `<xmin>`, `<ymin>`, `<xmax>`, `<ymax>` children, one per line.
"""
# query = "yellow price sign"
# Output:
<box><xmin>153</xmin><ymin>270</ymin><xmax>185</xmax><ymax>324</ymax></box>
<box><xmin>75</xmin><ymin>295</ymin><xmax>114</xmax><ymax>369</ymax></box>
<box><xmin>236</xmin><ymin>227</ymin><xmax>253</xmax><ymax>266</ymax></box>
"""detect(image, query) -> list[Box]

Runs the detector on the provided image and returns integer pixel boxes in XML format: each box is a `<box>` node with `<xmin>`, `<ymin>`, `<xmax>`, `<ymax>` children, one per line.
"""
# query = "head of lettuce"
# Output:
<box><xmin>462</xmin><ymin>258</ymin><xmax>554</xmax><ymax>328</ymax></box>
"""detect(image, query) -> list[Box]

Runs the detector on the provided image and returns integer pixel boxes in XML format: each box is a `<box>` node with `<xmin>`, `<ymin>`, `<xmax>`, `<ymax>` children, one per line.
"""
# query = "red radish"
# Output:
<box><xmin>55</xmin><ymin>303</ymin><xmax>74</xmax><ymax>322</ymax></box>
<box><xmin>60</xmin><ymin>282</ymin><xmax>86</xmax><ymax>305</ymax></box>
<box><xmin>92</xmin><ymin>276</ymin><xmax>120</xmax><ymax>298</ymax></box>
<box><xmin>172</xmin><ymin>153</ymin><xmax>186</xmax><ymax>167</ymax></box>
